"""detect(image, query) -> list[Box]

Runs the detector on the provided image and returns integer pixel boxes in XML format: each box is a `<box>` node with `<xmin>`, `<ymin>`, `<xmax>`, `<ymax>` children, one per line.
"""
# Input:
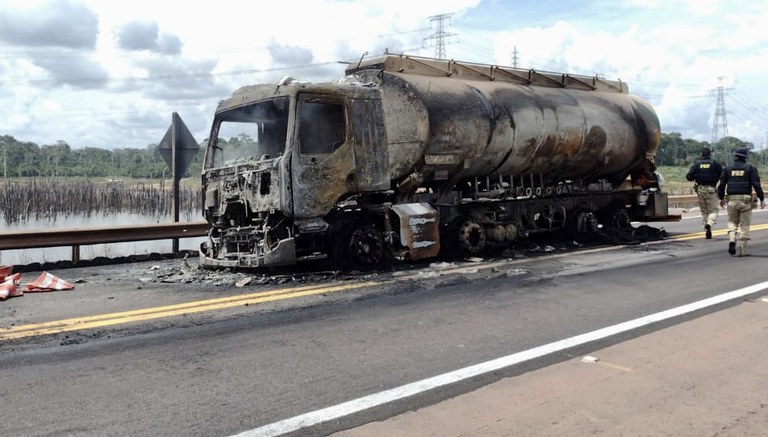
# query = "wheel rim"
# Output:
<box><xmin>458</xmin><ymin>219</ymin><xmax>486</xmax><ymax>255</ymax></box>
<box><xmin>348</xmin><ymin>225</ymin><xmax>384</xmax><ymax>266</ymax></box>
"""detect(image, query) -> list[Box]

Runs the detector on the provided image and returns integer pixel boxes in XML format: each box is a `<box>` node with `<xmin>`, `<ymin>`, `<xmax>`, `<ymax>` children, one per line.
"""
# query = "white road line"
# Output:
<box><xmin>233</xmin><ymin>281</ymin><xmax>768</xmax><ymax>437</ymax></box>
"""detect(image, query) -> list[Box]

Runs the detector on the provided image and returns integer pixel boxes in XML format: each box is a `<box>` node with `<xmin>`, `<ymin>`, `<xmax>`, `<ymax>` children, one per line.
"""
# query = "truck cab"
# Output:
<box><xmin>199</xmin><ymin>79</ymin><xmax>390</xmax><ymax>268</ymax></box>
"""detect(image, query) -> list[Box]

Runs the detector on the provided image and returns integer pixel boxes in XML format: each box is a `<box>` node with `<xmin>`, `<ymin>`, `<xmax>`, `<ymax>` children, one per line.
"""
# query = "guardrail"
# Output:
<box><xmin>0</xmin><ymin>221</ymin><xmax>209</xmax><ymax>262</ymax></box>
<box><xmin>667</xmin><ymin>194</ymin><xmax>698</xmax><ymax>207</ymax></box>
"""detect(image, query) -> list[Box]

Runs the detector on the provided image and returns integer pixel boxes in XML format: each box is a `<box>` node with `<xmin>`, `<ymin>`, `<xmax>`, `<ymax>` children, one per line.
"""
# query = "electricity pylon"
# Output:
<box><xmin>423</xmin><ymin>13</ymin><xmax>457</xmax><ymax>59</ymax></box>
<box><xmin>710</xmin><ymin>76</ymin><xmax>731</xmax><ymax>145</ymax></box>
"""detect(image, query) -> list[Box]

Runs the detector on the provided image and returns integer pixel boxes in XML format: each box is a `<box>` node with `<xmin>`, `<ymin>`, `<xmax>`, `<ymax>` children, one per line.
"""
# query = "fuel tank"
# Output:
<box><xmin>347</xmin><ymin>55</ymin><xmax>660</xmax><ymax>187</ymax></box>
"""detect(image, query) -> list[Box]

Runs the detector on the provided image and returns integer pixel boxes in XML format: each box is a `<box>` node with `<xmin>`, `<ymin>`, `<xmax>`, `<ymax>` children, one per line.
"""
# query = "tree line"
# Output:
<box><xmin>657</xmin><ymin>133</ymin><xmax>765</xmax><ymax>166</ymax></box>
<box><xmin>0</xmin><ymin>132</ymin><xmax>764</xmax><ymax>180</ymax></box>
<box><xmin>0</xmin><ymin>135</ymin><xmax>204</xmax><ymax>179</ymax></box>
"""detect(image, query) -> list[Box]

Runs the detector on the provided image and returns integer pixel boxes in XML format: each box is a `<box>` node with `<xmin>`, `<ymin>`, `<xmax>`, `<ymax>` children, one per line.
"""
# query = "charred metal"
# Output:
<box><xmin>199</xmin><ymin>54</ymin><xmax>674</xmax><ymax>269</ymax></box>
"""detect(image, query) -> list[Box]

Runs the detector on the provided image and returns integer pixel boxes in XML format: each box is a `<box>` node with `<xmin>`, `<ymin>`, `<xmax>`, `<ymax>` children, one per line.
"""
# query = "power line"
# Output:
<box><xmin>729</xmin><ymin>90</ymin><xmax>768</xmax><ymax>125</ymax></box>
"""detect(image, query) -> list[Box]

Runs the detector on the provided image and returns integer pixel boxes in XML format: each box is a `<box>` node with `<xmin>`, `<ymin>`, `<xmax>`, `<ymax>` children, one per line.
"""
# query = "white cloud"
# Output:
<box><xmin>0</xmin><ymin>0</ymin><xmax>766</xmax><ymax>149</ymax></box>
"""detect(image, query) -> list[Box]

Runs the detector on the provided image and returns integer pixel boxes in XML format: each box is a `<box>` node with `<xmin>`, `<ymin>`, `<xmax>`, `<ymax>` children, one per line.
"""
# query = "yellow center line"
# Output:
<box><xmin>1</xmin><ymin>281</ymin><xmax>379</xmax><ymax>341</ymax></box>
<box><xmin>672</xmin><ymin>223</ymin><xmax>768</xmax><ymax>241</ymax></box>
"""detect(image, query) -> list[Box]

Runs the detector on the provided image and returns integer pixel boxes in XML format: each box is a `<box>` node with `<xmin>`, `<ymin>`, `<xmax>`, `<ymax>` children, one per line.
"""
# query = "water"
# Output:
<box><xmin>1</xmin><ymin>211</ymin><xmax>206</xmax><ymax>266</ymax></box>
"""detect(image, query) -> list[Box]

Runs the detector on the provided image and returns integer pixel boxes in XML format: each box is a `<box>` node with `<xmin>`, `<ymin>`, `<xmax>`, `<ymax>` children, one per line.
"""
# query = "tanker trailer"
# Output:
<box><xmin>199</xmin><ymin>54</ymin><xmax>672</xmax><ymax>269</ymax></box>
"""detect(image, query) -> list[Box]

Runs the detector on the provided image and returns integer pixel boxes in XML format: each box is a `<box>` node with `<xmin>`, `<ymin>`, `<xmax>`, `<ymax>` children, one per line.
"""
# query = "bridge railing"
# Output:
<box><xmin>667</xmin><ymin>194</ymin><xmax>697</xmax><ymax>208</ymax></box>
<box><xmin>0</xmin><ymin>221</ymin><xmax>209</xmax><ymax>262</ymax></box>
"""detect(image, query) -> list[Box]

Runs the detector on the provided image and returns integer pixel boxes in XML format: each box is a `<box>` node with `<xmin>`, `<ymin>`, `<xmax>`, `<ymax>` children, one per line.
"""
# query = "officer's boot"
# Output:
<box><xmin>738</xmin><ymin>239</ymin><xmax>749</xmax><ymax>257</ymax></box>
<box><xmin>728</xmin><ymin>236</ymin><xmax>737</xmax><ymax>255</ymax></box>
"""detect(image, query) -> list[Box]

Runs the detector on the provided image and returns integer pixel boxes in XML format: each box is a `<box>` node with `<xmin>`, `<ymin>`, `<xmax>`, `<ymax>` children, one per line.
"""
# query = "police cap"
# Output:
<box><xmin>733</xmin><ymin>147</ymin><xmax>748</xmax><ymax>158</ymax></box>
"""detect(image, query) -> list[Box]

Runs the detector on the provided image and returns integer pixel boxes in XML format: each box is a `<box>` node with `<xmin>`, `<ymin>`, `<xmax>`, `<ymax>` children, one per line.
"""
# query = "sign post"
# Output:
<box><xmin>157</xmin><ymin>112</ymin><xmax>199</xmax><ymax>253</ymax></box>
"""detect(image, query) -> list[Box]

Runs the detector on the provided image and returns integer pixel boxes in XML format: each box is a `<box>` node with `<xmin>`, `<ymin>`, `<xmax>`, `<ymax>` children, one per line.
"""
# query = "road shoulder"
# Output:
<box><xmin>335</xmin><ymin>295</ymin><xmax>768</xmax><ymax>437</ymax></box>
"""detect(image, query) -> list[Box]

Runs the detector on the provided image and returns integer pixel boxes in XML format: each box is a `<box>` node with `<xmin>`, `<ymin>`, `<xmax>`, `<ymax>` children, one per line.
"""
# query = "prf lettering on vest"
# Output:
<box><xmin>731</xmin><ymin>169</ymin><xmax>745</xmax><ymax>176</ymax></box>
<box><xmin>700</xmin><ymin>163</ymin><xmax>710</xmax><ymax>169</ymax></box>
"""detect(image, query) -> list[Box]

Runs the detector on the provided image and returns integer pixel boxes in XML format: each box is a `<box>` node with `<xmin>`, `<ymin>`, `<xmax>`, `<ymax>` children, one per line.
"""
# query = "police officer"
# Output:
<box><xmin>717</xmin><ymin>147</ymin><xmax>766</xmax><ymax>256</ymax></box>
<box><xmin>686</xmin><ymin>147</ymin><xmax>722</xmax><ymax>239</ymax></box>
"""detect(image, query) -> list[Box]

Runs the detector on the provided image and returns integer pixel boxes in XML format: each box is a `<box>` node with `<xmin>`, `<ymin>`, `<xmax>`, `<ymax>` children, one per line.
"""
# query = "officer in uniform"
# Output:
<box><xmin>717</xmin><ymin>147</ymin><xmax>766</xmax><ymax>256</ymax></box>
<box><xmin>686</xmin><ymin>147</ymin><xmax>722</xmax><ymax>239</ymax></box>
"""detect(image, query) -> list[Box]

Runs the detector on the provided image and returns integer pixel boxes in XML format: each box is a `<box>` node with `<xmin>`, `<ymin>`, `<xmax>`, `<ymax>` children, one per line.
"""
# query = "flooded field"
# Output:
<box><xmin>1</xmin><ymin>179</ymin><xmax>203</xmax><ymax>266</ymax></box>
<box><xmin>1</xmin><ymin>212</ymin><xmax>206</xmax><ymax>266</ymax></box>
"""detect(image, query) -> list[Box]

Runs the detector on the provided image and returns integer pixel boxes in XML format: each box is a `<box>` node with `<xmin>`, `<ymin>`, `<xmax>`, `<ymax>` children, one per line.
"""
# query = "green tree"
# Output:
<box><xmin>712</xmin><ymin>136</ymin><xmax>754</xmax><ymax>165</ymax></box>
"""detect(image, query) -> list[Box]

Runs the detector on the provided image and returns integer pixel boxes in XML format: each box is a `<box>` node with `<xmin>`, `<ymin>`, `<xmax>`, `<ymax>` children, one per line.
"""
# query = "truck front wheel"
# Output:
<box><xmin>348</xmin><ymin>225</ymin><xmax>384</xmax><ymax>266</ymax></box>
<box><xmin>331</xmin><ymin>223</ymin><xmax>384</xmax><ymax>268</ymax></box>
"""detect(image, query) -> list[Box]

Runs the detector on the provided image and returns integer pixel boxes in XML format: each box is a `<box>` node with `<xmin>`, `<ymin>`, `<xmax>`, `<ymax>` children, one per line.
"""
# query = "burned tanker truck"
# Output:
<box><xmin>199</xmin><ymin>54</ymin><xmax>671</xmax><ymax>269</ymax></box>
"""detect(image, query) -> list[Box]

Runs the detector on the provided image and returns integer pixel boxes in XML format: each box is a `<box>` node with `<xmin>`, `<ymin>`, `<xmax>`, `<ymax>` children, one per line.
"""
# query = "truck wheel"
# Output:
<box><xmin>609</xmin><ymin>208</ymin><xmax>632</xmax><ymax>229</ymax></box>
<box><xmin>575</xmin><ymin>210</ymin><xmax>599</xmax><ymax>234</ymax></box>
<box><xmin>458</xmin><ymin>218</ymin><xmax>486</xmax><ymax>256</ymax></box>
<box><xmin>347</xmin><ymin>225</ymin><xmax>384</xmax><ymax>266</ymax></box>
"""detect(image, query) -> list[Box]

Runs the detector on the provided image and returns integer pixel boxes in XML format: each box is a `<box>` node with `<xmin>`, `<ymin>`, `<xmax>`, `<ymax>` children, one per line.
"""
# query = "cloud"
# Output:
<box><xmin>114</xmin><ymin>21</ymin><xmax>182</xmax><ymax>55</ymax></box>
<box><xmin>268</xmin><ymin>41</ymin><xmax>314</xmax><ymax>65</ymax></box>
<box><xmin>157</xmin><ymin>33</ymin><xmax>182</xmax><ymax>55</ymax></box>
<box><xmin>2</xmin><ymin>0</ymin><xmax>766</xmax><ymax>150</ymax></box>
<box><xmin>115</xmin><ymin>21</ymin><xmax>159</xmax><ymax>51</ymax></box>
<box><xmin>127</xmin><ymin>57</ymin><xmax>230</xmax><ymax>100</ymax></box>
<box><xmin>0</xmin><ymin>0</ymin><xmax>98</xmax><ymax>50</ymax></box>
<box><xmin>32</xmin><ymin>52</ymin><xmax>110</xmax><ymax>89</ymax></box>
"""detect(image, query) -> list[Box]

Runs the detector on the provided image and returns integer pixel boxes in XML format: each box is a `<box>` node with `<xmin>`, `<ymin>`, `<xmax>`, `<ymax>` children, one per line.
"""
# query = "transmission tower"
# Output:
<box><xmin>511</xmin><ymin>46</ymin><xmax>519</xmax><ymax>68</ymax></box>
<box><xmin>710</xmin><ymin>76</ymin><xmax>731</xmax><ymax>144</ymax></box>
<box><xmin>423</xmin><ymin>13</ymin><xmax>457</xmax><ymax>59</ymax></box>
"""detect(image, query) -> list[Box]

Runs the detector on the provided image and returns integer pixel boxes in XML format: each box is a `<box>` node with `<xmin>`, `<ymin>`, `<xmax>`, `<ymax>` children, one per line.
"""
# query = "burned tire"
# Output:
<box><xmin>348</xmin><ymin>225</ymin><xmax>384</xmax><ymax>266</ymax></box>
<box><xmin>441</xmin><ymin>217</ymin><xmax>487</xmax><ymax>259</ymax></box>
<box><xmin>575</xmin><ymin>210</ymin><xmax>599</xmax><ymax>234</ymax></box>
<box><xmin>458</xmin><ymin>218</ymin><xmax>486</xmax><ymax>256</ymax></box>
<box><xmin>331</xmin><ymin>222</ymin><xmax>384</xmax><ymax>268</ymax></box>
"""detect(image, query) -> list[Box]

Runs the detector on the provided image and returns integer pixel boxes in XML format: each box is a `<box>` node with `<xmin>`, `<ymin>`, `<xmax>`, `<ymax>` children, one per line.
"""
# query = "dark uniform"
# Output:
<box><xmin>717</xmin><ymin>147</ymin><xmax>765</xmax><ymax>256</ymax></box>
<box><xmin>686</xmin><ymin>147</ymin><xmax>722</xmax><ymax>239</ymax></box>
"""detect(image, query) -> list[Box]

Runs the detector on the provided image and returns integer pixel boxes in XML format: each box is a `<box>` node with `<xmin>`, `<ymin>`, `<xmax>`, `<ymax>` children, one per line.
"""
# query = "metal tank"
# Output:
<box><xmin>347</xmin><ymin>55</ymin><xmax>660</xmax><ymax>191</ymax></box>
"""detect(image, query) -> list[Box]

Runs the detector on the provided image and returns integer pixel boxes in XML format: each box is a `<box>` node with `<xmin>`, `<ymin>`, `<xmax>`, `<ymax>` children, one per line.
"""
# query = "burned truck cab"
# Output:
<box><xmin>199</xmin><ymin>78</ymin><xmax>389</xmax><ymax>268</ymax></box>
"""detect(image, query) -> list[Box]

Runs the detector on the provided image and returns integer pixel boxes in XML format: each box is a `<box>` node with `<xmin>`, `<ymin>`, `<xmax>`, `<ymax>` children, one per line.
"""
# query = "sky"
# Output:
<box><xmin>1</xmin><ymin>0</ymin><xmax>767</xmax><ymax>151</ymax></box>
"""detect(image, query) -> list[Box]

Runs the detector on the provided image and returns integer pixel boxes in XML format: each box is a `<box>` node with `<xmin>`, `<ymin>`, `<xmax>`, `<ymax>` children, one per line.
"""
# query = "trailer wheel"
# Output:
<box><xmin>458</xmin><ymin>218</ymin><xmax>486</xmax><ymax>256</ymax></box>
<box><xmin>347</xmin><ymin>225</ymin><xmax>384</xmax><ymax>266</ymax></box>
<box><xmin>609</xmin><ymin>208</ymin><xmax>632</xmax><ymax>229</ymax></box>
<box><xmin>575</xmin><ymin>210</ymin><xmax>599</xmax><ymax>234</ymax></box>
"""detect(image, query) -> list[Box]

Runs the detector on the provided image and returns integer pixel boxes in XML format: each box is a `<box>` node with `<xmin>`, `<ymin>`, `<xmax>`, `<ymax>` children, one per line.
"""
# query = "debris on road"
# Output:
<box><xmin>1</xmin><ymin>266</ymin><xmax>76</xmax><ymax>300</ymax></box>
<box><xmin>2</xmin><ymin>267</ymin><xmax>76</xmax><ymax>300</ymax></box>
<box><xmin>26</xmin><ymin>272</ymin><xmax>76</xmax><ymax>292</ymax></box>
<box><xmin>0</xmin><ymin>271</ymin><xmax>23</xmax><ymax>300</ymax></box>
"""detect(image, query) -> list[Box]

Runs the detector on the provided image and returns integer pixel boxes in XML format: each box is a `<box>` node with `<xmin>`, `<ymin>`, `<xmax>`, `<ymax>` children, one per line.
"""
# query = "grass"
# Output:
<box><xmin>656</xmin><ymin>166</ymin><xmax>692</xmax><ymax>195</ymax></box>
<box><xmin>657</xmin><ymin>165</ymin><xmax>768</xmax><ymax>195</ymax></box>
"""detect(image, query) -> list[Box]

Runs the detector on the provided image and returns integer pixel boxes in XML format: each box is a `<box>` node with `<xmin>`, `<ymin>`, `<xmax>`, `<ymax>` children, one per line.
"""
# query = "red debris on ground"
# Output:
<box><xmin>0</xmin><ymin>269</ymin><xmax>23</xmax><ymax>300</ymax></box>
<box><xmin>0</xmin><ymin>266</ymin><xmax>75</xmax><ymax>300</ymax></box>
<box><xmin>26</xmin><ymin>272</ymin><xmax>75</xmax><ymax>292</ymax></box>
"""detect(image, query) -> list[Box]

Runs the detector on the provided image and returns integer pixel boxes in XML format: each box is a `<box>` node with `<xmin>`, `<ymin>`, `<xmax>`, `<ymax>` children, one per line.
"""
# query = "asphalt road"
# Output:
<box><xmin>2</xmin><ymin>209</ymin><xmax>767</xmax><ymax>437</ymax></box>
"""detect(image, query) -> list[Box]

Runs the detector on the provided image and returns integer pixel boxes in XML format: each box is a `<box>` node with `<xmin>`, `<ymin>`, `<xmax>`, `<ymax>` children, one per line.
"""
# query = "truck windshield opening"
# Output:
<box><xmin>209</xmin><ymin>97</ymin><xmax>289</xmax><ymax>168</ymax></box>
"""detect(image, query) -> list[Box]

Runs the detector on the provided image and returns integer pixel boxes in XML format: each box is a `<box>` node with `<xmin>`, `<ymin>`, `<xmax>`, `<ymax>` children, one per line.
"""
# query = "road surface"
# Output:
<box><xmin>1</xmin><ymin>208</ymin><xmax>767</xmax><ymax>436</ymax></box>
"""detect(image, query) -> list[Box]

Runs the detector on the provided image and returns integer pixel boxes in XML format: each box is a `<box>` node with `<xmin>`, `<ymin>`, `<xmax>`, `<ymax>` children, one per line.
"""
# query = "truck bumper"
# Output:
<box><xmin>199</xmin><ymin>237</ymin><xmax>297</xmax><ymax>269</ymax></box>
